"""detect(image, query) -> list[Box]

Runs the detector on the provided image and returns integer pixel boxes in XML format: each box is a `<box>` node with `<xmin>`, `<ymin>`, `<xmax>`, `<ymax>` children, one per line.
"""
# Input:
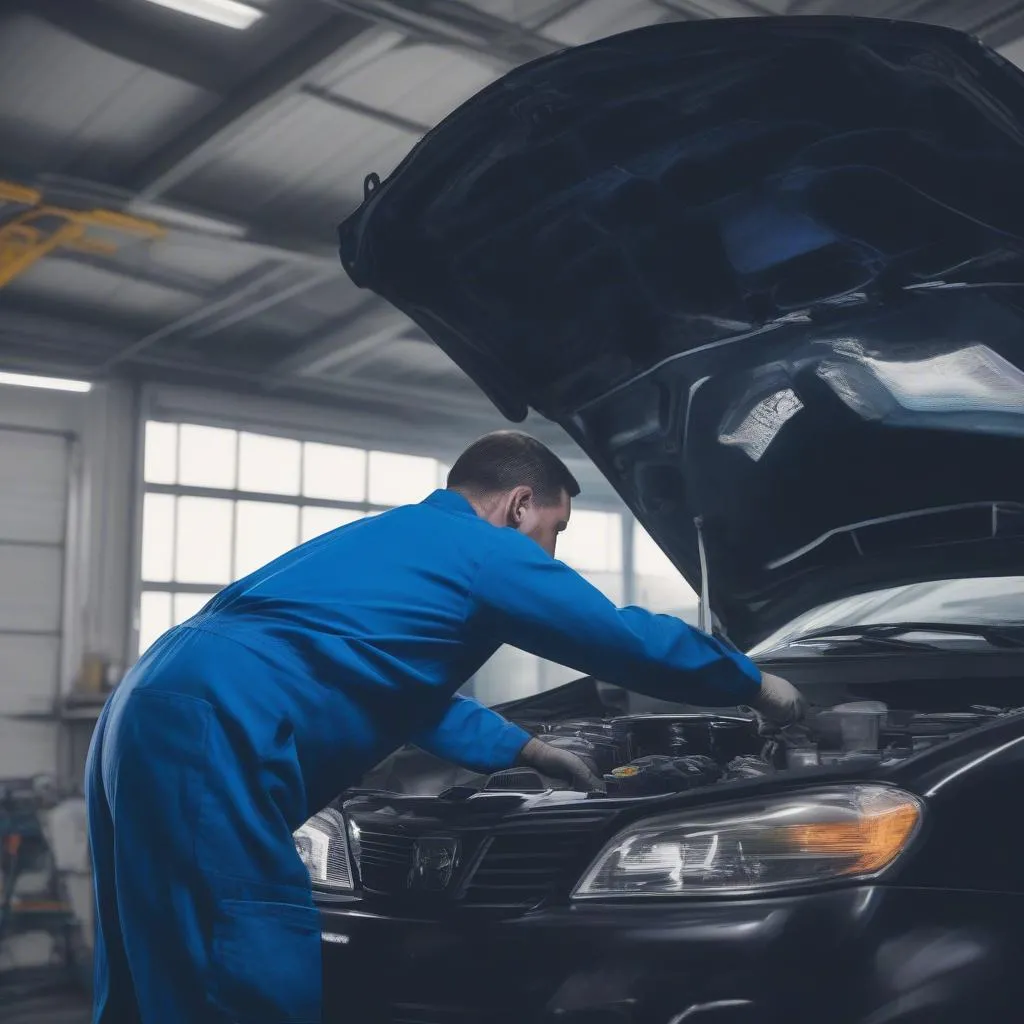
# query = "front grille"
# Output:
<box><xmin>351</xmin><ymin>808</ymin><xmax>614</xmax><ymax>911</ymax></box>
<box><xmin>461</xmin><ymin>813</ymin><xmax>611</xmax><ymax>909</ymax></box>
<box><xmin>353</xmin><ymin>827</ymin><xmax>417</xmax><ymax>893</ymax></box>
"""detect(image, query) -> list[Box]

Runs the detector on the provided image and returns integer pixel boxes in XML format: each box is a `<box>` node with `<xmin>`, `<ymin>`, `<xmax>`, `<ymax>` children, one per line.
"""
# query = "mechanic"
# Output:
<box><xmin>85</xmin><ymin>429</ymin><xmax>803</xmax><ymax>1024</ymax></box>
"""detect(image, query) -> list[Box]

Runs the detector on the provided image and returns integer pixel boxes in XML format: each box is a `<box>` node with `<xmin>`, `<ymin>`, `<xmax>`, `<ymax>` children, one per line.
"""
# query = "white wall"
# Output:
<box><xmin>79</xmin><ymin>383</ymin><xmax>139</xmax><ymax>676</ymax></box>
<box><xmin>0</xmin><ymin>382</ymin><xmax>137</xmax><ymax>687</ymax></box>
<box><xmin>0</xmin><ymin>383</ymin><xmax>135</xmax><ymax>972</ymax></box>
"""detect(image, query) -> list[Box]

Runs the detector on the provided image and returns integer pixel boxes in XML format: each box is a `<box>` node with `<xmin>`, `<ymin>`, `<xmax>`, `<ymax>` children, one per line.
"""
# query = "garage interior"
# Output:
<box><xmin>1</xmin><ymin>0</ymin><xmax>1023</xmax><ymax>1020</ymax></box>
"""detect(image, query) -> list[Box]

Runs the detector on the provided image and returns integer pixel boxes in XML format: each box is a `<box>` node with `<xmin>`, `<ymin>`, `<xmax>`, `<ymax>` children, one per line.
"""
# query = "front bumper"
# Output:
<box><xmin>319</xmin><ymin>885</ymin><xmax>1020</xmax><ymax>1024</ymax></box>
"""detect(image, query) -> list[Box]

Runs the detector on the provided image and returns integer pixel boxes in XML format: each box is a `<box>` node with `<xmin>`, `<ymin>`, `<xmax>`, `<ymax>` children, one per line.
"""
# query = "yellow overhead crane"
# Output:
<box><xmin>0</xmin><ymin>180</ymin><xmax>166</xmax><ymax>289</ymax></box>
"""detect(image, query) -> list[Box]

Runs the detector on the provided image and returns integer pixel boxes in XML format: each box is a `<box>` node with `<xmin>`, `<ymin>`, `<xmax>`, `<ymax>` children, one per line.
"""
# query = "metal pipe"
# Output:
<box><xmin>95</xmin><ymin>264</ymin><xmax>294</xmax><ymax>372</ymax></box>
<box><xmin>695</xmin><ymin>515</ymin><xmax>711</xmax><ymax>634</ymax></box>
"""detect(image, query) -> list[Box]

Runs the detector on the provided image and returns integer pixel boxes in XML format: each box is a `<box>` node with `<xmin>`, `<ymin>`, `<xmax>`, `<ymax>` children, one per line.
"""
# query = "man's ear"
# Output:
<box><xmin>505</xmin><ymin>486</ymin><xmax>533</xmax><ymax>528</ymax></box>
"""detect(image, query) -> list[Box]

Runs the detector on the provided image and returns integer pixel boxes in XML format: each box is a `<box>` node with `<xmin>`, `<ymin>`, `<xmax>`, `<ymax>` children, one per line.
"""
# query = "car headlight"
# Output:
<box><xmin>573</xmin><ymin>784</ymin><xmax>922</xmax><ymax>899</ymax></box>
<box><xmin>293</xmin><ymin>807</ymin><xmax>354</xmax><ymax>891</ymax></box>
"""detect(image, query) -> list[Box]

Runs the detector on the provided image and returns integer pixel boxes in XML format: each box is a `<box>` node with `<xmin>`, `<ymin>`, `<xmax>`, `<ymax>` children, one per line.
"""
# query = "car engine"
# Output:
<box><xmin>476</xmin><ymin>704</ymin><xmax>1019</xmax><ymax>797</ymax></box>
<box><xmin>352</xmin><ymin>696</ymin><xmax>1023</xmax><ymax>800</ymax></box>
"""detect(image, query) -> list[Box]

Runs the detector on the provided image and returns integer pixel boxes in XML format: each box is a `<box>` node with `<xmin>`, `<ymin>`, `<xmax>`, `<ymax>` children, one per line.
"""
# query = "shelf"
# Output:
<box><xmin>59</xmin><ymin>701</ymin><xmax>106</xmax><ymax>721</ymax></box>
<box><xmin>4</xmin><ymin>903</ymin><xmax>75</xmax><ymax>934</ymax></box>
<box><xmin>3</xmin><ymin>696</ymin><xmax>108</xmax><ymax>723</ymax></box>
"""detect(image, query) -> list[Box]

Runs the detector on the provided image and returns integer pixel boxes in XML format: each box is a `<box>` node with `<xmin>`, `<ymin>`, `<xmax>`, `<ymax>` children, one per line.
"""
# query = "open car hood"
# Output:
<box><xmin>339</xmin><ymin>16</ymin><xmax>1024</xmax><ymax>649</ymax></box>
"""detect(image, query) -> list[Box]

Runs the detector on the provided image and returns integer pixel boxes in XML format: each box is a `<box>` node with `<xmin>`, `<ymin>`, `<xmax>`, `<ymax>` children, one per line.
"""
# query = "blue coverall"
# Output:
<box><xmin>85</xmin><ymin>488</ymin><xmax>761</xmax><ymax>1023</ymax></box>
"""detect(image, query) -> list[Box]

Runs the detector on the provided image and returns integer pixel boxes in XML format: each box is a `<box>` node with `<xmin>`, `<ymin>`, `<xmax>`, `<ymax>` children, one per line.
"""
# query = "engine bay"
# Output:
<box><xmin>473</xmin><ymin>703</ymin><xmax>1019</xmax><ymax>798</ymax></box>
<box><xmin>350</xmin><ymin>667</ymin><xmax>1024</xmax><ymax>801</ymax></box>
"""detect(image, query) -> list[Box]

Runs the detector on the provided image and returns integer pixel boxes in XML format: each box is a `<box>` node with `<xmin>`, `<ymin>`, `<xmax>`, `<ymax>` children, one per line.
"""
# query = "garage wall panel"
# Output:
<box><xmin>0</xmin><ymin>634</ymin><xmax>60</xmax><ymax>714</ymax></box>
<box><xmin>0</xmin><ymin>544</ymin><xmax>63</xmax><ymax>634</ymax></box>
<box><xmin>0</xmin><ymin>719</ymin><xmax>57</xmax><ymax>778</ymax></box>
<box><xmin>0</xmin><ymin>427</ymin><xmax>70</xmax><ymax>783</ymax></box>
<box><xmin>0</xmin><ymin>430</ymin><xmax>68</xmax><ymax>543</ymax></box>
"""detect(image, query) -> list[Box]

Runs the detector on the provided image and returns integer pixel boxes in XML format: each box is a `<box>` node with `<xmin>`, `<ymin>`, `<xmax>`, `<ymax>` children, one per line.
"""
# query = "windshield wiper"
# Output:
<box><xmin>778</xmin><ymin>621</ymin><xmax>1024</xmax><ymax>653</ymax></box>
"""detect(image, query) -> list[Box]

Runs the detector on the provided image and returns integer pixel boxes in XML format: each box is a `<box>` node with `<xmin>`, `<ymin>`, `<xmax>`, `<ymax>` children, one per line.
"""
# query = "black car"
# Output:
<box><xmin>299</xmin><ymin>15</ymin><xmax>1024</xmax><ymax>1023</ymax></box>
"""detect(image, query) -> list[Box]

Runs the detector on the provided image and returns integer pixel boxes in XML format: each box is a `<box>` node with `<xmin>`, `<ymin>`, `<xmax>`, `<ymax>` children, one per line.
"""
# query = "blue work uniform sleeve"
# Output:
<box><xmin>472</xmin><ymin>530</ymin><xmax>762</xmax><ymax>707</ymax></box>
<box><xmin>411</xmin><ymin>695</ymin><xmax>531</xmax><ymax>773</ymax></box>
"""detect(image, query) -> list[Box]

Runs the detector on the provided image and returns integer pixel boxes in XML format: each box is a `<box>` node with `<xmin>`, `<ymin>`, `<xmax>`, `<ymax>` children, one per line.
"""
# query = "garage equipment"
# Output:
<box><xmin>0</xmin><ymin>776</ymin><xmax>84</xmax><ymax>989</ymax></box>
<box><xmin>0</xmin><ymin>180</ymin><xmax>165</xmax><ymax>289</ymax></box>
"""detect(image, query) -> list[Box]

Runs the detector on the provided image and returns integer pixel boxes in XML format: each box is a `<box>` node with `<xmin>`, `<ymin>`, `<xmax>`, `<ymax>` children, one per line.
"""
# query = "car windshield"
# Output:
<box><xmin>749</xmin><ymin>576</ymin><xmax>1024</xmax><ymax>657</ymax></box>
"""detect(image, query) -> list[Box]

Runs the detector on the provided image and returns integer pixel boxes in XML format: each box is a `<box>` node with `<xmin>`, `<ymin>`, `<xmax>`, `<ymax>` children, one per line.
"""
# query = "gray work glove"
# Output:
<box><xmin>747</xmin><ymin>671</ymin><xmax>806</xmax><ymax>730</ymax></box>
<box><xmin>516</xmin><ymin>737</ymin><xmax>607</xmax><ymax>793</ymax></box>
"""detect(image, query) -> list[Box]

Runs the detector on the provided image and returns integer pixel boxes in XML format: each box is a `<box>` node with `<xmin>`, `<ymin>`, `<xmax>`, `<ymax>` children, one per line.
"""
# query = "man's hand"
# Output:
<box><xmin>516</xmin><ymin>737</ymin><xmax>606</xmax><ymax>793</ymax></box>
<box><xmin>748</xmin><ymin>671</ymin><xmax>806</xmax><ymax>729</ymax></box>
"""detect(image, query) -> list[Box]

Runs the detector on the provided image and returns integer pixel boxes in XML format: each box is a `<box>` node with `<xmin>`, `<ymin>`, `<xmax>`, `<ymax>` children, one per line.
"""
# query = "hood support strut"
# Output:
<box><xmin>695</xmin><ymin>515</ymin><xmax>711</xmax><ymax>635</ymax></box>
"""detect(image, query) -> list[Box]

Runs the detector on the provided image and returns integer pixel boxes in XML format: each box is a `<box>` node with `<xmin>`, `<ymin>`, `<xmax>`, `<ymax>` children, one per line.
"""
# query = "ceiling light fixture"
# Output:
<box><xmin>0</xmin><ymin>371</ymin><xmax>93</xmax><ymax>394</ymax></box>
<box><xmin>141</xmin><ymin>0</ymin><xmax>265</xmax><ymax>30</ymax></box>
<box><xmin>126</xmin><ymin>201</ymin><xmax>248</xmax><ymax>239</ymax></box>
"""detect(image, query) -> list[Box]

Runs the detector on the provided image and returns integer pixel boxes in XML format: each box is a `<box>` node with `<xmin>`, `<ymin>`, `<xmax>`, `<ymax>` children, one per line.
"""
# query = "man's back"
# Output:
<box><xmin>195</xmin><ymin>488</ymin><xmax>504</xmax><ymax>698</ymax></box>
<box><xmin>127</xmin><ymin>489</ymin><xmax>517</xmax><ymax>812</ymax></box>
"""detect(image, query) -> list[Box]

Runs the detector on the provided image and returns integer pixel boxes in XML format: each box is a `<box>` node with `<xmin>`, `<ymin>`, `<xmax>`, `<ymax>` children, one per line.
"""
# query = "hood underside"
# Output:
<box><xmin>339</xmin><ymin>16</ymin><xmax>1024</xmax><ymax>648</ymax></box>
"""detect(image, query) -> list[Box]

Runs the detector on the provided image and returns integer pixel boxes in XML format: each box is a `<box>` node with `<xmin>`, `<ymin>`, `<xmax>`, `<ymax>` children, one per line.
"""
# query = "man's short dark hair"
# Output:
<box><xmin>447</xmin><ymin>431</ymin><xmax>580</xmax><ymax>505</ymax></box>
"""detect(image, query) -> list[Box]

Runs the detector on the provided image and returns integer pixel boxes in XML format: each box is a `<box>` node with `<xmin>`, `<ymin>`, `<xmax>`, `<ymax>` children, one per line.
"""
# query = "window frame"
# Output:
<box><xmin>134</xmin><ymin>420</ymin><xmax>447</xmax><ymax>658</ymax></box>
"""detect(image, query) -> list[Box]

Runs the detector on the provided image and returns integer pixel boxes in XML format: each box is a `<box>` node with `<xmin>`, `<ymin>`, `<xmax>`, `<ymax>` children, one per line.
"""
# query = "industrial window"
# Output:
<box><xmin>633</xmin><ymin>525</ymin><xmax>698</xmax><ymax>621</ymax></box>
<box><xmin>137</xmin><ymin>421</ymin><xmax>446</xmax><ymax>655</ymax></box>
<box><xmin>557</xmin><ymin>508</ymin><xmax>624</xmax><ymax>605</ymax></box>
<box><xmin>472</xmin><ymin>509</ymin><xmax>628</xmax><ymax>704</ymax></box>
<box><xmin>477</xmin><ymin>518</ymin><xmax>698</xmax><ymax>705</ymax></box>
<box><xmin>138</xmin><ymin>423</ymin><xmax>688</xmax><ymax>709</ymax></box>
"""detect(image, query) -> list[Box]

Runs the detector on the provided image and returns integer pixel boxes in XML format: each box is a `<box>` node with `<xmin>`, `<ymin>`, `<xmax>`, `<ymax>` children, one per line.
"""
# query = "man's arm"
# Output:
<box><xmin>410</xmin><ymin>694</ymin><xmax>531</xmax><ymax>773</ymax></box>
<box><xmin>471</xmin><ymin>528</ymin><xmax>763</xmax><ymax>708</ymax></box>
<box><xmin>412</xmin><ymin>695</ymin><xmax>607</xmax><ymax>790</ymax></box>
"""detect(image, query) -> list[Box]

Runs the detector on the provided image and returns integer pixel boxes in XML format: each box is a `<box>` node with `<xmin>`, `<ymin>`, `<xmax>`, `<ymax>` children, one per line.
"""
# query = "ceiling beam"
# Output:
<box><xmin>300</xmin><ymin>84</ymin><xmax>432</xmax><ymax>134</ymax></box>
<box><xmin>127</xmin><ymin>348</ymin><xmax>493</xmax><ymax>421</ymax></box>
<box><xmin>15</xmin><ymin>0</ymin><xmax>234</xmax><ymax>93</ymax></box>
<box><xmin>128</xmin><ymin>14</ymin><xmax>381</xmax><ymax>200</ymax></box>
<box><xmin>50</xmin><ymin>251</ymin><xmax>212</xmax><ymax>298</ymax></box>
<box><xmin>14</xmin><ymin>3</ymin><xmax>435</xmax><ymax>175</ymax></box>
<box><xmin>973</xmin><ymin>8</ymin><xmax>1024</xmax><ymax>49</ymax></box>
<box><xmin>532</xmin><ymin>0</ymin><xmax>597</xmax><ymax>30</ymax></box>
<box><xmin>318</xmin><ymin>0</ymin><xmax>562</xmax><ymax>66</ymax></box>
<box><xmin>95</xmin><ymin>263</ymin><xmax>339</xmax><ymax>373</ymax></box>
<box><xmin>654</xmin><ymin>0</ymin><xmax>777</xmax><ymax>18</ymax></box>
<box><xmin>181</xmin><ymin>267</ymin><xmax>342</xmax><ymax>343</ymax></box>
<box><xmin>267</xmin><ymin>299</ymin><xmax>413</xmax><ymax>380</ymax></box>
<box><xmin>0</xmin><ymin>268</ymin><xmax>298</xmax><ymax>376</ymax></box>
<box><xmin>0</xmin><ymin>328</ymin><xmax>488</xmax><ymax>424</ymax></box>
<box><xmin>13</xmin><ymin>170</ymin><xmax>339</xmax><ymax>266</ymax></box>
<box><xmin>0</xmin><ymin>306</ymin><xmax>557</xmax><ymax>445</ymax></box>
<box><xmin>0</xmin><ymin>309</ymin><xmax>130</xmax><ymax>355</ymax></box>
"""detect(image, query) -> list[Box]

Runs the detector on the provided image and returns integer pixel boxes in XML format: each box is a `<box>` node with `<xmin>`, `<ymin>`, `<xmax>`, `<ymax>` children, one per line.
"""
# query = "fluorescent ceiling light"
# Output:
<box><xmin>0</xmin><ymin>371</ymin><xmax>92</xmax><ymax>394</ymax></box>
<box><xmin>141</xmin><ymin>0</ymin><xmax>265</xmax><ymax>30</ymax></box>
<box><xmin>126</xmin><ymin>200</ymin><xmax>248</xmax><ymax>239</ymax></box>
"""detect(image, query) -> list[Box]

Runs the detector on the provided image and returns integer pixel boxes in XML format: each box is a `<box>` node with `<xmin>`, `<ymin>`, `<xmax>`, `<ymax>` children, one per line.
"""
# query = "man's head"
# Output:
<box><xmin>448</xmin><ymin>431</ymin><xmax>580</xmax><ymax>556</ymax></box>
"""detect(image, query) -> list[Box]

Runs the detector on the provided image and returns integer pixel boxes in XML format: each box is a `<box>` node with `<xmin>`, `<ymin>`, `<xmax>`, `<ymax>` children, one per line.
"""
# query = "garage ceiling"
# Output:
<box><xmin>3</xmin><ymin>0</ymin><xmax>1024</xmax><ymax>421</ymax></box>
